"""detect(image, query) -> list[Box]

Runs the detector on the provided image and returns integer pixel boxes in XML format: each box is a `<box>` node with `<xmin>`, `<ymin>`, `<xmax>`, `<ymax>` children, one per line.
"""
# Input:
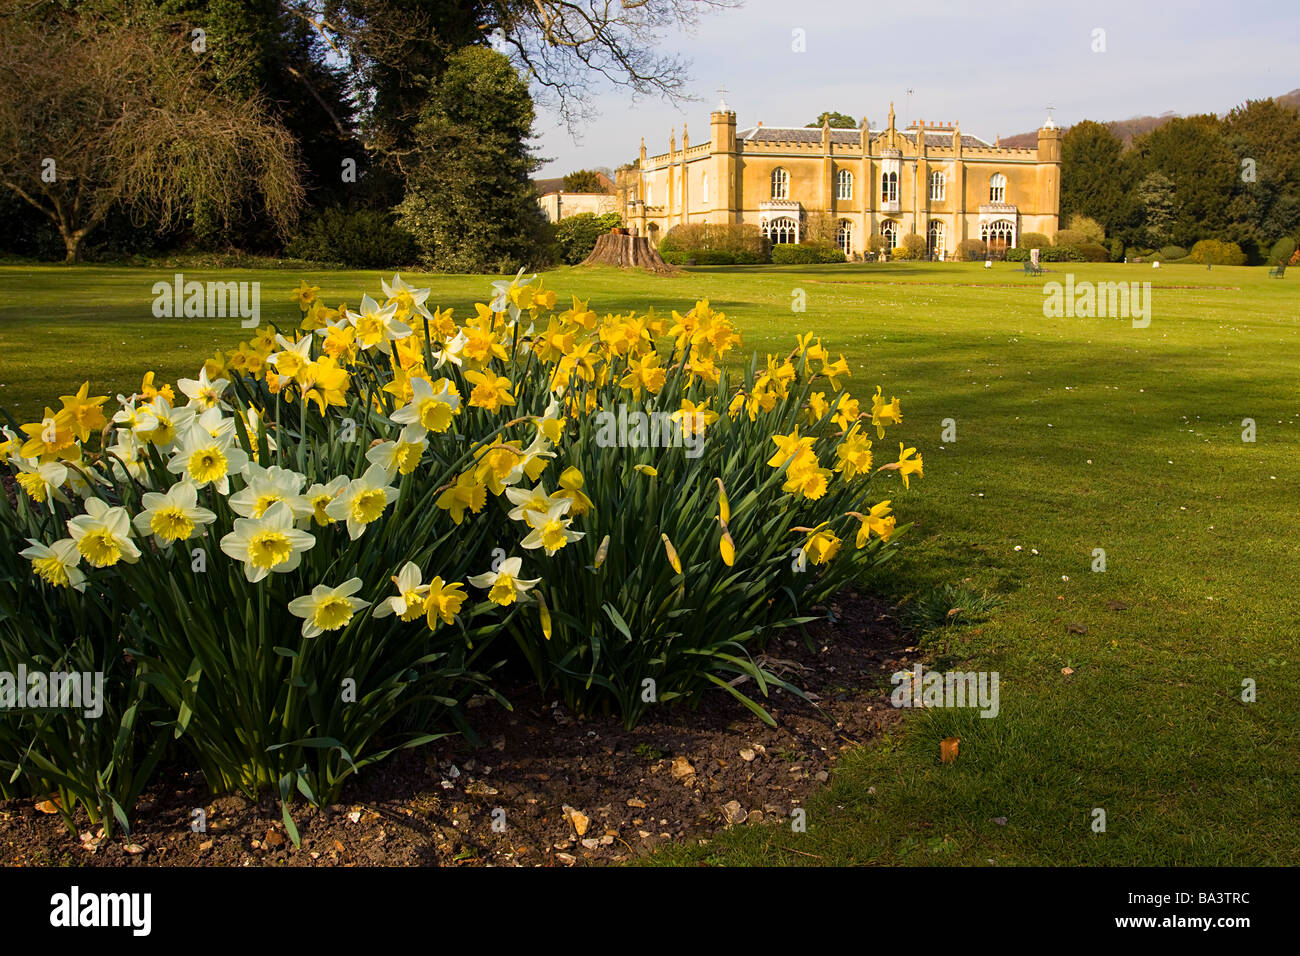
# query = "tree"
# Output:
<box><xmin>1221</xmin><ymin>98</ymin><xmax>1300</xmax><ymax>258</ymax></box>
<box><xmin>554</xmin><ymin>211</ymin><xmax>621</xmax><ymax>263</ymax></box>
<box><xmin>0</xmin><ymin>10</ymin><xmax>303</xmax><ymax>261</ymax></box>
<box><xmin>1059</xmin><ymin>120</ymin><xmax>1124</xmax><ymax>231</ymax></box>
<box><xmin>806</xmin><ymin>111</ymin><xmax>858</xmax><ymax>129</ymax></box>
<box><xmin>396</xmin><ymin>46</ymin><xmax>550</xmax><ymax>272</ymax></box>
<box><xmin>1128</xmin><ymin>116</ymin><xmax>1237</xmax><ymax>247</ymax></box>
<box><xmin>1135</xmin><ymin>172</ymin><xmax>1176</xmax><ymax>248</ymax></box>
<box><xmin>562</xmin><ymin>170</ymin><xmax>609</xmax><ymax>193</ymax></box>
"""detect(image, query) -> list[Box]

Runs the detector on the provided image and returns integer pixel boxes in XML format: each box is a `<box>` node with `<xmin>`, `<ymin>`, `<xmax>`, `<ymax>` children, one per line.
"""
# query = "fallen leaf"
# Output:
<box><xmin>35</xmin><ymin>797</ymin><xmax>62</xmax><ymax>815</ymax></box>
<box><xmin>562</xmin><ymin>804</ymin><xmax>590</xmax><ymax>837</ymax></box>
<box><xmin>123</xmin><ymin>843</ymin><xmax>145</xmax><ymax>855</ymax></box>
<box><xmin>1105</xmin><ymin>600</ymin><xmax>1128</xmax><ymax>611</ymax></box>
<box><xmin>1062</xmin><ymin>666</ymin><xmax>1075</xmax><ymax>675</ymax></box>
<box><xmin>940</xmin><ymin>737</ymin><xmax>960</xmax><ymax>763</ymax></box>
<box><xmin>670</xmin><ymin>756</ymin><xmax>696</xmax><ymax>781</ymax></box>
<box><xmin>263</xmin><ymin>828</ymin><xmax>285</xmax><ymax>848</ymax></box>
<box><xmin>1066</xmin><ymin>623</ymin><xmax>1088</xmax><ymax>634</ymax></box>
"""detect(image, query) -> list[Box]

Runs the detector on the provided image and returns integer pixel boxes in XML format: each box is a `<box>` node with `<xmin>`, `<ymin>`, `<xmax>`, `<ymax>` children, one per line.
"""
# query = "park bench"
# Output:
<box><xmin>1022</xmin><ymin>259</ymin><xmax>1044</xmax><ymax>276</ymax></box>
<box><xmin>1268</xmin><ymin>262</ymin><xmax>1287</xmax><ymax>278</ymax></box>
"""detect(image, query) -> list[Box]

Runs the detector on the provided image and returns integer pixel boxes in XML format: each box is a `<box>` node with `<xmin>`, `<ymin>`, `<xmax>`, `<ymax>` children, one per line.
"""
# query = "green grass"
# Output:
<box><xmin>2</xmin><ymin>258</ymin><xmax>1298</xmax><ymax>865</ymax></box>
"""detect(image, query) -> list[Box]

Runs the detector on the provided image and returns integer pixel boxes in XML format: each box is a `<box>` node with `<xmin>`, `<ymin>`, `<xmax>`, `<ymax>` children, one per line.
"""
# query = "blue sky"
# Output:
<box><xmin>532</xmin><ymin>0</ymin><xmax>1300</xmax><ymax>176</ymax></box>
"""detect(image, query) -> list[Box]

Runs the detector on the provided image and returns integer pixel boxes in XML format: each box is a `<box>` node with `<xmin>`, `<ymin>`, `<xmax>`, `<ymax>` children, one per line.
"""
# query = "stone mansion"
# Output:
<box><xmin>618</xmin><ymin>103</ymin><xmax>1061</xmax><ymax>258</ymax></box>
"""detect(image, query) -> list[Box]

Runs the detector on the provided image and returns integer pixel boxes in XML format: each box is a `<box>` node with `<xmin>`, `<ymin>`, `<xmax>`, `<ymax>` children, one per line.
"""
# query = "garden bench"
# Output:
<box><xmin>1022</xmin><ymin>259</ymin><xmax>1044</xmax><ymax>276</ymax></box>
<box><xmin>1268</xmin><ymin>262</ymin><xmax>1287</xmax><ymax>278</ymax></box>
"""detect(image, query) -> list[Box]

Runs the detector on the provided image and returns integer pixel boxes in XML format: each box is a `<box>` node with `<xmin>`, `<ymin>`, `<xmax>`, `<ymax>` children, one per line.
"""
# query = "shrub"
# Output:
<box><xmin>1190</xmin><ymin>239</ymin><xmax>1246</xmax><ymax>266</ymax></box>
<box><xmin>1053</xmin><ymin>229</ymin><xmax>1088</xmax><ymax>248</ymax></box>
<box><xmin>1159</xmin><ymin>245</ymin><xmax>1189</xmax><ymax>261</ymax></box>
<box><xmin>1005</xmin><ymin>247</ymin><xmax>1030</xmax><ymax>262</ymax></box>
<box><xmin>658</xmin><ymin>222</ymin><xmax>771</xmax><ymax>262</ymax></box>
<box><xmin>955</xmin><ymin>239</ymin><xmax>986</xmax><ymax>261</ymax></box>
<box><xmin>1064</xmin><ymin>214</ymin><xmax>1106</xmax><ymax>243</ymax></box>
<box><xmin>1074</xmin><ymin>242</ymin><xmax>1111</xmax><ymax>262</ymax></box>
<box><xmin>1268</xmin><ymin>236</ymin><xmax>1296</xmax><ymax>266</ymax></box>
<box><xmin>554</xmin><ymin>212</ymin><xmax>622</xmax><ymax>265</ymax></box>
<box><xmin>660</xmin><ymin>249</ymin><xmax>737</xmax><ymax>266</ymax></box>
<box><xmin>1</xmin><ymin>272</ymin><xmax>923</xmax><ymax>834</ymax></box>
<box><xmin>286</xmin><ymin>207</ymin><xmax>419</xmax><ymax>269</ymax></box>
<box><xmin>893</xmin><ymin>234</ymin><xmax>928</xmax><ymax>260</ymax></box>
<box><xmin>868</xmin><ymin>235</ymin><xmax>890</xmax><ymax>256</ymax></box>
<box><xmin>1108</xmin><ymin>238</ymin><xmax>1125</xmax><ymax>262</ymax></box>
<box><xmin>771</xmin><ymin>242</ymin><xmax>844</xmax><ymax>264</ymax></box>
<box><xmin>1039</xmin><ymin>246</ymin><xmax>1084</xmax><ymax>262</ymax></box>
<box><xmin>1018</xmin><ymin>232</ymin><xmax>1051</xmax><ymax>250</ymax></box>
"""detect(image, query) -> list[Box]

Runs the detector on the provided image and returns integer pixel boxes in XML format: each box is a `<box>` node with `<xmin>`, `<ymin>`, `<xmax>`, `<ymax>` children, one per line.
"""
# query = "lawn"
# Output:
<box><xmin>1</xmin><ymin>259</ymin><xmax>1297</xmax><ymax>865</ymax></box>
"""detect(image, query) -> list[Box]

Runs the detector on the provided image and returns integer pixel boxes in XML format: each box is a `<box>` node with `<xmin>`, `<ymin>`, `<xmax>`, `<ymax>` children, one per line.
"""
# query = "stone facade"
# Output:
<box><xmin>619</xmin><ymin>103</ymin><xmax>1061</xmax><ymax>258</ymax></box>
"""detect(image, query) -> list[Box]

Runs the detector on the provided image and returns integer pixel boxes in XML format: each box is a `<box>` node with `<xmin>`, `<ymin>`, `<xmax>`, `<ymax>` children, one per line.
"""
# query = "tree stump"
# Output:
<box><xmin>581</xmin><ymin>233</ymin><xmax>674</xmax><ymax>273</ymax></box>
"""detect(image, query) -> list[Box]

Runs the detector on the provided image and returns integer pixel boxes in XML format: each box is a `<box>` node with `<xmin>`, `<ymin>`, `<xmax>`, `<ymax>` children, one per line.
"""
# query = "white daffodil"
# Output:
<box><xmin>219</xmin><ymin>500</ymin><xmax>315</xmax><ymax>583</ymax></box>
<box><xmin>59</xmin><ymin>446</ymin><xmax>104</xmax><ymax>498</ymax></box>
<box><xmin>20</xmin><ymin>538</ymin><xmax>86</xmax><ymax>592</ymax></box>
<box><xmin>12</xmin><ymin>459</ymin><xmax>70</xmax><ymax>508</ymax></box>
<box><xmin>390</xmin><ymin>376</ymin><xmax>460</xmax><ymax>435</ymax></box>
<box><xmin>468</xmin><ymin>555</ymin><xmax>540</xmax><ymax>607</ymax></box>
<box><xmin>381</xmin><ymin>274</ymin><xmax>434</xmax><ymax>323</ymax></box>
<box><xmin>67</xmin><ymin>498</ymin><xmax>141</xmax><ymax>568</ymax></box>
<box><xmin>432</xmin><ymin>328</ymin><xmax>468</xmax><ymax>369</ymax></box>
<box><xmin>287</xmin><ymin>578</ymin><xmax>369</xmax><ymax>638</ymax></box>
<box><xmin>132</xmin><ymin>481</ymin><xmax>216</xmax><ymax>548</ymax></box>
<box><xmin>134</xmin><ymin>395</ymin><xmax>195</xmax><ymax>451</ymax></box>
<box><xmin>185</xmin><ymin>407</ymin><xmax>237</xmax><ymax>444</ymax></box>
<box><xmin>230</xmin><ymin>463</ymin><xmax>311</xmax><ymax>520</ymax></box>
<box><xmin>372</xmin><ymin>561</ymin><xmax>430</xmax><ymax>622</ymax></box>
<box><xmin>503</xmin><ymin>481</ymin><xmax>553</xmax><ymax>524</ymax></box>
<box><xmin>167</xmin><ymin>427</ymin><xmax>248</xmax><ymax>495</ymax></box>
<box><xmin>325</xmin><ymin>462</ymin><xmax>399</xmax><ymax>539</ymax></box>
<box><xmin>516</xmin><ymin>430</ymin><xmax>555</xmax><ymax>483</ymax></box>
<box><xmin>489</xmin><ymin>267</ymin><xmax>535</xmax><ymax>320</ymax></box>
<box><xmin>304</xmin><ymin>476</ymin><xmax>348</xmax><ymax>527</ymax></box>
<box><xmin>520</xmin><ymin>499</ymin><xmax>583</xmax><ymax>556</ymax></box>
<box><xmin>106</xmin><ymin>430</ymin><xmax>150</xmax><ymax>486</ymax></box>
<box><xmin>346</xmin><ymin>294</ymin><xmax>410</xmax><ymax>354</ymax></box>
<box><xmin>176</xmin><ymin>368</ymin><xmax>231</xmax><ymax>412</ymax></box>
<box><xmin>112</xmin><ymin>396</ymin><xmax>145</xmax><ymax>431</ymax></box>
<box><xmin>365</xmin><ymin>425</ymin><xmax>427</xmax><ymax>480</ymax></box>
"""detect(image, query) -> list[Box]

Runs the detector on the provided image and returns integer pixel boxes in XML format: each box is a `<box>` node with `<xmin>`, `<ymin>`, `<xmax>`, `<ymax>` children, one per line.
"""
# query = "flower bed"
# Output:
<box><xmin>0</xmin><ymin>272</ymin><xmax>922</xmax><ymax>841</ymax></box>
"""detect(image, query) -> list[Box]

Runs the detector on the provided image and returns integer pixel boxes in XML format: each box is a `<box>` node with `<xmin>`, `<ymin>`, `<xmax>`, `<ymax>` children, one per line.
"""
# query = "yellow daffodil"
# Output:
<box><xmin>853</xmin><ymin>500</ymin><xmax>896</xmax><ymax>547</ymax></box>
<box><xmin>804</xmin><ymin>526</ymin><xmax>842</xmax><ymax>565</ymax></box>
<box><xmin>870</xmin><ymin>386</ymin><xmax>903</xmax><ymax>438</ymax></box>
<box><xmin>391</xmin><ymin>376</ymin><xmax>460</xmax><ymax>433</ymax></box>
<box><xmin>464</xmin><ymin>369</ymin><xmax>516</xmax><ymax>413</ymax></box>
<box><xmin>57</xmin><ymin>382</ymin><xmax>108</xmax><ymax>442</ymax></box>
<box><xmin>425</xmin><ymin>577</ymin><xmax>467</xmax><ymax>629</ymax></box>
<box><xmin>19</xmin><ymin>408</ymin><xmax>75</xmax><ymax>461</ymax></box>
<box><xmin>292</xmin><ymin>280</ymin><xmax>320</xmax><ymax>310</ymax></box>
<box><xmin>833</xmin><ymin>426</ymin><xmax>873</xmax><ymax>480</ymax></box>
<box><xmin>436</xmin><ymin>469</ymin><xmax>488</xmax><ymax>525</ymax></box>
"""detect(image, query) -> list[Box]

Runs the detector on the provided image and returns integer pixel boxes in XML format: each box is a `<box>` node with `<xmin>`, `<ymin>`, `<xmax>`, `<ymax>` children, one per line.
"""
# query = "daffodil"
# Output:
<box><xmin>20</xmin><ymin>538</ymin><xmax>86</xmax><ymax>591</ymax></box>
<box><xmin>504</xmin><ymin>482</ymin><xmax>554</xmax><ymax>524</ymax></box>
<box><xmin>804</xmin><ymin>526</ymin><xmax>842</xmax><ymax>566</ymax></box>
<box><xmin>833</xmin><ymin>426</ymin><xmax>873</xmax><ymax>480</ymax></box>
<box><xmin>176</xmin><ymin>368</ymin><xmax>231</xmax><ymax>412</ymax></box>
<box><xmin>287</xmin><ymin>578</ymin><xmax>368</xmax><ymax>638</ymax></box>
<box><xmin>895</xmin><ymin>443</ymin><xmax>923</xmax><ymax>488</ymax></box>
<box><xmin>424</xmin><ymin>577</ymin><xmax>467</xmax><ymax>629</ymax></box>
<box><xmin>291</xmin><ymin>279</ymin><xmax>320</xmax><ymax>310</ymax></box>
<box><xmin>230</xmin><ymin>463</ymin><xmax>311</xmax><ymax>520</ymax></box>
<box><xmin>390</xmin><ymin>376</ymin><xmax>460</xmax><ymax>434</ymax></box>
<box><xmin>13</xmin><ymin>460</ymin><xmax>70</xmax><ymax>507</ymax></box>
<box><xmin>135</xmin><ymin>396</ymin><xmax>195</xmax><ymax>450</ymax></box>
<box><xmin>468</xmin><ymin>556</ymin><xmax>540</xmax><ymax>607</ymax></box>
<box><xmin>554</xmin><ymin>466</ymin><xmax>593</xmax><ymax>518</ymax></box>
<box><xmin>132</xmin><ymin>482</ymin><xmax>216</xmax><ymax>548</ymax></box>
<box><xmin>346</xmin><ymin>294</ymin><xmax>410</xmax><ymax>354</ymax></box>
<box><xmin>167</xmin><ymin>428</ymin><xmax>248</xmax><ymax>495</ymax></box>
<box><xmin>436</xmin><ymin>469</ymin><xmax>487</xmax><ymax>525</ymax></box>
<box><xmin>366</xmin><ymin>426</ymin><xmax>427</xmax><ymax>478</ymax></box>
<box><xmin>465</xmin><ymin>369</ymin><xmax>516</xmax><ymax>413</ymax></box>
<box><xmin>220</xmin><ymin>500</ymin><xmax>315</xmax><ymax>582</ymax></box>
<box><xmin>325</xmin><ymin>463</ymin><xmax>399</xmax><ymax>539</ymax></box>
<box><xmin>521</xmin><ymin>500</ymin><xmax>583</xmax><ymax>555</ymax></box>
<box><xmin>57</xmin><ymin>382</ymin><xmax>108</xmax><ymax>442</ymax></box>
<box><xmin>304</xmin><ymin>476</ymin><xmax>348</xmax><ymax>526</ymax></box>
<box><xmin>67</xmin><ymin>498</ymin><xmax>140</xmax><ymax>568</ymax></box>
<box><xmin>381</xmin><ymin>274</ymin><xmax>434</xmax><ymax>323</ymax></box>
<box><xmin>853</xmin><ymin>500</ymin><xmax>896</xmax><ymax>547</ymax></box>
<box><xmin>373</xmin><ymin>562</ymin><xmax>430</xmax><ymax>622</ymax></box>
<box><xmin>870</xmin><ymin>386</ymin><xmax>903</xmax><ymax>438</ymax></box>
<box><xmin>19</xmin><ymin>407</ymin><xmax>75</xmax><ymax>461</ymax></box>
